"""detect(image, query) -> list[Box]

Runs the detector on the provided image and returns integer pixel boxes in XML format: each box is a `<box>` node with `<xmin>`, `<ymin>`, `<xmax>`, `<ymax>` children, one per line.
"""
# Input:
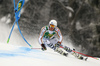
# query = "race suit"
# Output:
<box><xmin>38</xmin><ymin>26</ymin><xmax>86</xmax><ymax>59</ymax></box>
<box><xmin>38</xmin><ymin>26</ymin><xmax>64</xmax><ymax>50</ymax></box>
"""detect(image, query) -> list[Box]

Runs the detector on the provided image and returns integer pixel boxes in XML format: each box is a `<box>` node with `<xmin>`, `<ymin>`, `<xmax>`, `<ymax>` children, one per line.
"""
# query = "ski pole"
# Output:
<box><xmin>31</xmin><ymin>48</ymin><xmax>41</xmax><ymax>49</ymax></box>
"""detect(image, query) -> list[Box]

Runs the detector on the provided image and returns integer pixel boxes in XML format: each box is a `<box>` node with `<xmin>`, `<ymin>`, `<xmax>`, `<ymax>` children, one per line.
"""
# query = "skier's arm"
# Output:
<box><xmin>38</xmin><ymin>27</ymin><xmax>46</xmax><ymax>44</ymax></box>
<box><xmin>56</xmin><ymin>27</ymin><xmax>63</xmax><ymax>43</ymax></box>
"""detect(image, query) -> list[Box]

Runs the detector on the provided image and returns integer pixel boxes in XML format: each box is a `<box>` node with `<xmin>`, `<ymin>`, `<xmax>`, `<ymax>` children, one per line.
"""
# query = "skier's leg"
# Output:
<box><xmin>49</xmin><ymin>38</ymin><xmax>68</xmax><ymax>56</ymax></box>
<box><xmin>60</xmin><ymin>44</ymin><xmax>72</xmax><ymax>52</ymax></box>
<box><xmin>61</xmin><ymin>44</ymin><xmax>87</xmax><ymax>60</ymax></box>
<box><xmin>54</xmin><ymin>47</ymin><xmax>68</xmax><ymax>56</ymax></box>
<box><xmin>42</xmin><ymin>38</ymin><xmax>52</xmax><ymax>50</ymax></box>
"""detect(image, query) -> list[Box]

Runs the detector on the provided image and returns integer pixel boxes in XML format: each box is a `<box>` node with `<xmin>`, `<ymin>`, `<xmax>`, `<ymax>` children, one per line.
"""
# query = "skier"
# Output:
<box><xmin>38</xmin><ymin>19</ymin><xmax>86</xmax><ymax>60</ymax></box>
<box><xmin>38</xmin><ymin>20</ymin><xmax>71</xmax><ymax>54</ymax></box>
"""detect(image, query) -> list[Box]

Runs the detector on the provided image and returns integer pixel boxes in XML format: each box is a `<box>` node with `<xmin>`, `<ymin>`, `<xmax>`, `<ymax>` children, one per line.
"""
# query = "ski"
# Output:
<box><xmin>72</xmin><ymin>51</ymin><xmax>88</xmax><ymax>61</ymax></box>
<box><xmin>60</xmin><ymin>46</ymin><xmax>88</xmax><ymax>61</ymax></box>
<box><xmin>55</xmin><ymin>48</ymin><xmax>68</xmax><ymax>57</ymax></box>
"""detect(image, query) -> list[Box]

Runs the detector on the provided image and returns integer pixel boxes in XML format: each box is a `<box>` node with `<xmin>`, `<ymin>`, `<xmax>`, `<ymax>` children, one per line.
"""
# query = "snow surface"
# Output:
<box><xmin>0</xmin><ymin>43</ymin><xmax>100</xmax><ymax>66</ymax></box>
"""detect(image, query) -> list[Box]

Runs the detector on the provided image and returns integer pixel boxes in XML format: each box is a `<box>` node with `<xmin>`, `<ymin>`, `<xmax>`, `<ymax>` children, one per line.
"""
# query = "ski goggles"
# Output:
<box><xmin>50</xmin><ymin>24</ymin><xmax>55</xmax><ymax>28</ymax></box>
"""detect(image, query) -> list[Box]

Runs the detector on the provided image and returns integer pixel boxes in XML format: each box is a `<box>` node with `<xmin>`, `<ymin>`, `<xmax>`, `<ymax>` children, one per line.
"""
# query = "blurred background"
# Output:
<box><xmin>0</xmin><ymin>0</ymin><xmax>100</xmax><ymax>57</ymax></box>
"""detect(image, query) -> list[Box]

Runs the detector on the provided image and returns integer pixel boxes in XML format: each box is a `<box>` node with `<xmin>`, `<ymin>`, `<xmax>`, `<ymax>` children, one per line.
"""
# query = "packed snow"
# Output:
<box><xmin>0</xmin><ymin>43</ymin><xmax>100</xmax><ymax>66</ymax></box>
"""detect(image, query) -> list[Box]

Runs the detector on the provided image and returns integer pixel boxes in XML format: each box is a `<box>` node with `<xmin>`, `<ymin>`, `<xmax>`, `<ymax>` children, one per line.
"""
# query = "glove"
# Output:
<box><xmin>55</xmin><ymin>41</ymin><xmax>61</xmax><ymax>47</ymax></box>
<box><xmin>41</xmin><ymin>44</ymin><xmax>47</xmax><ymax>51</ymax></box>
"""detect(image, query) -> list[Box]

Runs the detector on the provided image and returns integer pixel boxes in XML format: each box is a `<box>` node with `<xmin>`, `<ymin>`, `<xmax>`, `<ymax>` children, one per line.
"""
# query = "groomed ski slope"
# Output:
<box><xmin>0</xmin><ymin>43</ymin><xmax>100</xmax><ymax>66</ymax></box>
<box><xmin>0</xmin><ymin>22</ymin><xmax>100</xmax><ymax>66</ymax></box>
